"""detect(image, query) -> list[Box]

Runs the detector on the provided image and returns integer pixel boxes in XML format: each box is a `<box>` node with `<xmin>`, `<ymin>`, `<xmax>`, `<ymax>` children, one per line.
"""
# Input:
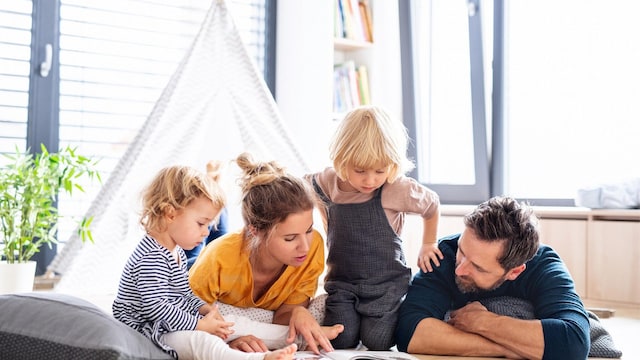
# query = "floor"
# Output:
<box><xmin>58</xmin><ymin>292</ymin><xmax>640</xmax><ymax>359</ymax></box>
<box><xmin>593</xmin><ymin>305</ymin><xmax>640</xmax><ymax>359</ymax></box>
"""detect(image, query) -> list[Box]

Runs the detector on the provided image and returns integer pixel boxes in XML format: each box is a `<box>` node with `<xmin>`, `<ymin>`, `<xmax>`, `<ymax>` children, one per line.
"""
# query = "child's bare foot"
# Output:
<box><xmin>264</xmin><ymin>343</ymin><xmax>297</xmax><ymax>360</ymax></box>
<box><xmin>322</xmin><ymin>324</ymin><xmax>344</xmax><ymax>340</ymax></box>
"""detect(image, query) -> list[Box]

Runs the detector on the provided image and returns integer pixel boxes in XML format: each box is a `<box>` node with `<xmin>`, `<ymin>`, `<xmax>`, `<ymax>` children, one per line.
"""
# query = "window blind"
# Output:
<box><xmin>0</xmin><ymin>0</ymin><xmax>272</xmax><ymax>247</ymax></box>
<box><xmin>55</xmin><ymin>0</ymin><xmax>270</xmax><ymax>242</ymax></box>
<box><xmin>0</xmin><ymin>0</ymin><xmax>32</xmax><ymax>158</ymax></box>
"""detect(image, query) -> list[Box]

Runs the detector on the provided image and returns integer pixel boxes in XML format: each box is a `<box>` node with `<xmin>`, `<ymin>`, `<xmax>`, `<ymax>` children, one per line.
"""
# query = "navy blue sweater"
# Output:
<box><xmin>396</xmin><ymin>234</ymin><xmax>590</xmax><ymax>359</ymax></box>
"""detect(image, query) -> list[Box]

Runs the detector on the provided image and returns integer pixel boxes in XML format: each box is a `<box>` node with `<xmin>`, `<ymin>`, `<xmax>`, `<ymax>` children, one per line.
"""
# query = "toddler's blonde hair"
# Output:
<box><xmin>330</xmin><ymin>105</ymin><xmax>415</xmax><ymax>183</ymax></box>
<box><xmin>140</xmin><ymin>165</ymin><xmax>226</xmax><ymax>233</ymax></box>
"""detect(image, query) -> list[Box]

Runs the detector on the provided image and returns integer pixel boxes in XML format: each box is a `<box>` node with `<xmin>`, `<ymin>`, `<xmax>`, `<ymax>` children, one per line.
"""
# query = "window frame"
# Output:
<box><xmin>27</xmin><ymin>0</ymin><xmax>61</xmax><ymax>273</ymax></box>
<box><xmin>490</xmin><ymin>0</ymin><xmax>573</xmax><ymax>206</ymax></box>
<box><xmin>400</xmin><ymin>0</ymin><xmax>490</xmax><ymax>205</ymax></box>
<box><xmin>400</xmin><ymin>0</ymin><xmax>575</xmax><ymax>206</ymax></box>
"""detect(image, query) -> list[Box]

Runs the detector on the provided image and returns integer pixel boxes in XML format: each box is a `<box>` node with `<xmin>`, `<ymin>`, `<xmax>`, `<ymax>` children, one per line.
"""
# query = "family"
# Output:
<box><xmin>112</xmin><ymin>105</ymin><xmax>590</xmax><ymax>360</ymax></box>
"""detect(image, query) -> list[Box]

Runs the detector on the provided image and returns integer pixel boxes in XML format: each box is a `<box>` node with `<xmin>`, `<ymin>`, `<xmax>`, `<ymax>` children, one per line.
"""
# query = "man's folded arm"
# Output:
<box><xmin>405</xmin><ymin>317</ymin><xmax>521</xmax><ymax>358</ymax></box>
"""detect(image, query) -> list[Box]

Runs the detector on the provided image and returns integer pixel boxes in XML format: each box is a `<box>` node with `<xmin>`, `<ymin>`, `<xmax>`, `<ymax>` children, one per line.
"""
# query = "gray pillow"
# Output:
<box><xmin>0</xmin><ymin>292</ymin><xmax>173</xmax><ymax>360</ymax></box>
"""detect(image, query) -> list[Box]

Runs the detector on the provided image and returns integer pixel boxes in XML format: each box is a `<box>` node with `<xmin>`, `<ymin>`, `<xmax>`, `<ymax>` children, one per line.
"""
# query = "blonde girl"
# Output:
<box><xmin>112</xmin><ymin>165</ymin><xmax>297</xmax><ymax>360</ymax></box>
<box><xmin>305</xmin><ymin>105</ymin><xmax>441</xmax><ymax>350</ymax></box>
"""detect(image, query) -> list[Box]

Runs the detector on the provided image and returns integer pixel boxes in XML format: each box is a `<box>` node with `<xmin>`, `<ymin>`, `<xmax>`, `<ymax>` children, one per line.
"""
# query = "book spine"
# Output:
<box><xmin>358</xmin><ymin>0</ymin><xmax>373</xmax><ymax>42</ymax></box>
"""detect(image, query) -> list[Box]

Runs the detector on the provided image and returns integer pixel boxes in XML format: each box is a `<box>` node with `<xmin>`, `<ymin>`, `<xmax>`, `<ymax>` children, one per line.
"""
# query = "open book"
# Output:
<box><xmin>294</xmin><ymin>350</ymin><xmax>420</xmax><ymax>360</ymax></box>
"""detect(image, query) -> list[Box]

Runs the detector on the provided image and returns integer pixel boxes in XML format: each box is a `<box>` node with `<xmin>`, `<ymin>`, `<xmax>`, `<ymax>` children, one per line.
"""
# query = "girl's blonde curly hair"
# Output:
<box><xmin>140</xmin><ymin>165</ymin><xmax>225</xmax><ymax>233</ymax></box>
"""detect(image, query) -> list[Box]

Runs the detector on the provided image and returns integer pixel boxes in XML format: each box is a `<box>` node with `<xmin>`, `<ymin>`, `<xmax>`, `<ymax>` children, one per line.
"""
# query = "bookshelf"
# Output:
<box><xmin>333</xmin><ymin>37</ymin><xmax>373</xmax><ymax>52</ymax></box>
<box><xmin>332</xmin><ymin>0</ymin><xmax>374</xmax><ymax>117</ymax></box>
<box><xmin>276</xmin><ymin>1</ymin><xmax>402</xmax><ymax>171</ymax></box>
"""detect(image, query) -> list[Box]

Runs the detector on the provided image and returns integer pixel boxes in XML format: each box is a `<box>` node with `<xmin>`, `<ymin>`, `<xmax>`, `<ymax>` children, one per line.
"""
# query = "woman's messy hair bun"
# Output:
<box><xmin>236</xmin><ymin>152</ymin><xmax>287</xmax><ymax>193</ymax></box>
<box><xmin>234</xmin><ymin>152</ymin><xmax>319</xmax><ymax>249</ymax></box>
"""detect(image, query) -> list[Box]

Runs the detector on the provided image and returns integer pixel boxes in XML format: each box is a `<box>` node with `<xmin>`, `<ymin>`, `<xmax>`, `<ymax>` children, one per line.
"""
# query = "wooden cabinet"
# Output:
<box><xmin>437</xmin><ymin>215</ymin><xmax>465</xmax><ymax>239</ymax></box>
<box><xmin>538</xmin><ymin>219</ymin><xmax>588</xmax><ymax>297</ymax></box>
<box><xmin>402</xmin><ymin>214</ymin><xmax>465</xmax><ymax>275</ymax></box>
<box><xmin>587</xmin><ymin>219</ymin><xmax>640</xmax><ymax>304</ymax></box>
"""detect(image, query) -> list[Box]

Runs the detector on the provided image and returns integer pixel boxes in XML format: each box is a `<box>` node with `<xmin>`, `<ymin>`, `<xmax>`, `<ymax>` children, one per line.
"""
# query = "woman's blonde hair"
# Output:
<box><xmin>236</xmin><ymin>152</ymin><xmax>319</xmax><ymax>252</ymax></box>
<box><xmin>140</xmin><ymin>165</ymin><xmax>226</xmax><ymax>233</ymax></box>
<box><xmin>330</xmin><ymin>105</ymin><xmax>414</xmax><ymax>183</ymax></box>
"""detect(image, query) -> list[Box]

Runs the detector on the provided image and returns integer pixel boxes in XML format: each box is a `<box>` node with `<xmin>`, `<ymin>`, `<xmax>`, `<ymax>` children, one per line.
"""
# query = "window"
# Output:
<box><xmin>504</xmin><ymin>0</ymin><xmax>640</xmax><ymax>200</ymax></box>
<box><xmin>0</xmin><ymin>0</ymin><xmax>274</xmax><ymax>273</ymax></box>
<box><xmin>402</xmin><ymin>0</ymin><xmax>640</xmax><ymax>205</ymax></box>
<box><xmin>400</xmin><ymin>0</ymin><xmax>491</xmax><ymax>204</ymax></box>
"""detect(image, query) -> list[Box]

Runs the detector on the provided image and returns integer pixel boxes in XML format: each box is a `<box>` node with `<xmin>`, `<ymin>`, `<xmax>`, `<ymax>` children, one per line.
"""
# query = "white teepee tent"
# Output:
<box><xmin>48</xmin><ymin>0</ymin><xmax>309</xmax><ymax>295</ymax></box>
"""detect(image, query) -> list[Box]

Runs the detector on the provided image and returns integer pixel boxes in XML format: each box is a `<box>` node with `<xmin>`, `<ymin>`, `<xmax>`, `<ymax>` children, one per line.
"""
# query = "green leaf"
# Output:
<box><xmin>0</xmin><ymin>144</ymin><xmax>101</xmax><ymax>263</ymax></box>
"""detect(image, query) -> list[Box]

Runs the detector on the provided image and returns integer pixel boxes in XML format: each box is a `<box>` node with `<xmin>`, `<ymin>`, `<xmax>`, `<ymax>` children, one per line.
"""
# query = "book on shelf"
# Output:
<box><xmin>333</xmin><ymin>61</ymin><xmax>371</xmax><ymax>113</ymax></box>
<box><xmin>358</xmin><ymin>0</ymin><xmax>373</xmax><ymax>42</ymax></box>
<box><xmin>356</xmin><ymin>65</ymin><xmax>370</xmax><ymax>105</ymax></box>
<box><xmin>294</xmin><ymin>350</ymin><xmax>420</xmax><ymax>360</ymax></box>
<box><xmin>334</xmin><ymin>63</ymin><xmax>353</xmax><ymax>113</ymax></box>
<box><xmin>348</xmin><ymin>0</ymin><xmax>366</xmax><ymax>41</ymax></box>
<box><xmin>335</xmin><ymin>0</ymin><xmax>369</xmax><ymax>42</ymax></box>
<box><xmin>337</xmin><ymin>0</ymin><xmax>355</xmax><ymax>40</ymax></box>
<box><xmin>334</xmin><ymin>0</ymin><xmax>346</xmax><ymax>38</ymax></box>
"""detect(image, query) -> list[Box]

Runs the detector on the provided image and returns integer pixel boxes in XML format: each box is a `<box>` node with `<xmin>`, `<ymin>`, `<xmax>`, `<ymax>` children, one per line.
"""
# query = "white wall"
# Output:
<box><xmin>275</xmin><ymin>0</ymin><xmax>334</xmax><ymax>172</ymax></box>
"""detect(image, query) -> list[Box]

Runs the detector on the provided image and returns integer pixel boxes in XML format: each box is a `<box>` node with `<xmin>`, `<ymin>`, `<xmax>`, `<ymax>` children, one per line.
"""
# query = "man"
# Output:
<box><xmin>396</xmin><ymin>196</ymin><xmax>590</xmax><ymax>359</ymax></box>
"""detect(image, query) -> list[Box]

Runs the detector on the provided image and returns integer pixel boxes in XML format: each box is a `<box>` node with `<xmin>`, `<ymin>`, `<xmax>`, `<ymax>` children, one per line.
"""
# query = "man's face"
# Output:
<box><xmin>454</xmin><ymin>228</ymin><xmax>520</xmax><ymax>294</ymax></box>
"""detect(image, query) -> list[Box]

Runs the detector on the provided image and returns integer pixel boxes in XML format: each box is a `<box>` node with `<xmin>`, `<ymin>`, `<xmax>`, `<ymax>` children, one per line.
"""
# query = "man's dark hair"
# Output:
<box><xmin>463</xmin><ymin>196</ymin><xmax>539</xmax><ymax>270</ymax></box>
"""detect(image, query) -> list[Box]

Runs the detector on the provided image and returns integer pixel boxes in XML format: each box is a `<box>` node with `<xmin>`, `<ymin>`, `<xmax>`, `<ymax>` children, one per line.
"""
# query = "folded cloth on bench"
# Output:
<box><xmin>576</xmin><ymin>178</ymin><xmax>640</xmax><ymax>209</ymax></box>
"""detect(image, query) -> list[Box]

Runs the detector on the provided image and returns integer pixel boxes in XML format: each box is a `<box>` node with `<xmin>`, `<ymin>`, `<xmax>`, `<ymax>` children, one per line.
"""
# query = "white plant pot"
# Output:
<box><xmin>0</xmin><ymin>261</ymin><xmax>37</xmax><ymax>294</ymax></box>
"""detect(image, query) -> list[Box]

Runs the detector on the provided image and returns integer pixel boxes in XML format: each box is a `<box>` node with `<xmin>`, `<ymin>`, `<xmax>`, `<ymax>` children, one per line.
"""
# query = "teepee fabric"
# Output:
<box><xmin>48</xmin><ymin>0</ymin><xmax>309</xmax><ymax>295</ymax></box>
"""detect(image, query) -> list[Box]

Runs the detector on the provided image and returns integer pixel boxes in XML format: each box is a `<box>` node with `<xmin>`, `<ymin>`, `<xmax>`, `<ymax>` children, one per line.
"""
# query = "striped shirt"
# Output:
<box><xmin>113</xmin><ymin>235</ymin><xmax>206</xmax><ymax>356</ymax></box>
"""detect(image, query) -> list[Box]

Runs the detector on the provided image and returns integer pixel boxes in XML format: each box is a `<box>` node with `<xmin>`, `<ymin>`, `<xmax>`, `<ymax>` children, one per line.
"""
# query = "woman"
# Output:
<box><xmin>189</xmin><ymin>153</ymin><xmax>343</xmax><ymax>355</ymax></box>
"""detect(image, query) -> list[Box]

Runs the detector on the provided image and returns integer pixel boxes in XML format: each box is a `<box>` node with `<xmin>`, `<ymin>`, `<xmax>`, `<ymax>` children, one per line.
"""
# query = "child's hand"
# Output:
<box><xmin>418</xmin><ymin>242</ymin><xmax>444</xmax><ymax>273</ymax></box>
<box><xmin>209</xmin><ymin>304</ymin><xmax>225</xmax><ymax>321</ymax></box>
<box><xmin>199</xmin><ymin>303</ymin><xmax>225</xmax><ymax>322</ymax></box>
<box><xmin>197</xmin><ymin>310</ymin><xmax>235</xmax><ymax>339</ymax></box>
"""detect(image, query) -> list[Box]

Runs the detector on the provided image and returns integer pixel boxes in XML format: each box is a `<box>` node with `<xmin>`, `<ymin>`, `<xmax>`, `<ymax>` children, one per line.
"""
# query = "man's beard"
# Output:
<box><xmin>455</xmin><ymin>275</ymin><xmax>507</xmax><ymax>294</ymax></box>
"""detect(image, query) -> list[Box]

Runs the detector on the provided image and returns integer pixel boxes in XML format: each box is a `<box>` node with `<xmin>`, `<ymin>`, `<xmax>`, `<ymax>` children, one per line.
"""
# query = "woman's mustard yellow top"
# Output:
<box><xmin>189</xmin><ymin>230</ymin><xmax>325</xmax><ymax>310</ymax></box>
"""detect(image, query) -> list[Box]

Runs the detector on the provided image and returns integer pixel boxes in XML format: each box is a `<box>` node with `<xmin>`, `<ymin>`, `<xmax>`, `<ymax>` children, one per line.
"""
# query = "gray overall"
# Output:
<box><xmin>313</xmin><ymin>179</ymin><xmax>411</xmax><ymax>350</ymax></box>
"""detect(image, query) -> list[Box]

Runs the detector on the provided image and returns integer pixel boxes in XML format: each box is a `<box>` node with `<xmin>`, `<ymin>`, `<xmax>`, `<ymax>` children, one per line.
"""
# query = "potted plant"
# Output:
<box><xmin>0</xmin><ymin>144</ymin><xmax>100</xmax><ymax>294</ymax></box>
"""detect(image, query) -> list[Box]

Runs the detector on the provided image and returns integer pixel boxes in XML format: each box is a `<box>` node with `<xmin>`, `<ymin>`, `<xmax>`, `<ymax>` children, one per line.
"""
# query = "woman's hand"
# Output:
<box><xmin>227</xmin><ymin>335</ymin><xmax>269</xmax><ymax>352</ymax></box>
<box><xmin>286</xmin><ymin>306</ymin><xmax>334</xmax><ymax>354</ymax></box>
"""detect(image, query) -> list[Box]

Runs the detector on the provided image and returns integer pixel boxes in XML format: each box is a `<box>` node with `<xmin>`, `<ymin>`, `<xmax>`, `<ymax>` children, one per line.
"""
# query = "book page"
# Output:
<box><xmin>294</xmin><ymin>350</ymin><xmax>419</xmax><ymax>360</ymax></box>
